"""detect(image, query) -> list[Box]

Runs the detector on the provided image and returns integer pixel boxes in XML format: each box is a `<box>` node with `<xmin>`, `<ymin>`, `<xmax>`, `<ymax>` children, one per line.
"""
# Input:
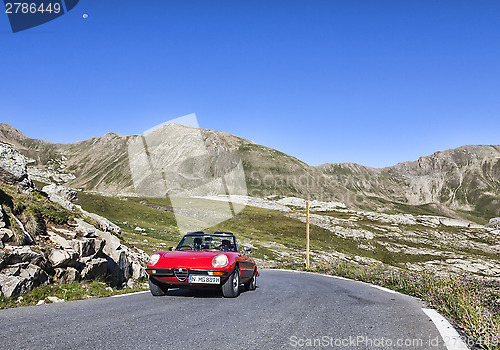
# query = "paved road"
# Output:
<box><xmin>0</xmin><ymin>269</ymin><xmax>452</xmax><ymax>350</ymax></box>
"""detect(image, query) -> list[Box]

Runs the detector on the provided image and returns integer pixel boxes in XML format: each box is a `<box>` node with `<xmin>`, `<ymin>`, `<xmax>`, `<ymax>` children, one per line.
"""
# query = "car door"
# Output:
<box><xmin>236</xmin><ymin>252</ymin><xmax>254</xmax><ymax>281</ymax></box>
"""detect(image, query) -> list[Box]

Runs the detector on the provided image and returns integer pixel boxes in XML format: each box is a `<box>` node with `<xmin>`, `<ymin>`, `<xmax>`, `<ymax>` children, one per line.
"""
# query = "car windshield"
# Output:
<box><xmin>176</xmin><ymin>234</ymin><xmax>238</xmax><ymax>252</ymax></box>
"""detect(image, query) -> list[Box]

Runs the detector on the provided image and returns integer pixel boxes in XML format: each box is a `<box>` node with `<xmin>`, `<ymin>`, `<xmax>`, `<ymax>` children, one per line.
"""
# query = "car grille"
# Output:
<box><xmin>174</xmin><ymin>268</ymin><xmax>188</xmax><ymax>281</ymax></box>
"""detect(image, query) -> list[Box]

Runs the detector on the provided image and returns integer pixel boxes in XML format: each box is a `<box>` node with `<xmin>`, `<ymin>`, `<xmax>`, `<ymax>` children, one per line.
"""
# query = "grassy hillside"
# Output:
<box><xmin>75</xmin><ymin>191</ymin><xmax>500</xmax><ymax>279</ymax></box>
<box><xmin>3</xmin><ymin>123</ymin><xmax>500</xmax><ymax>222</ymax></box>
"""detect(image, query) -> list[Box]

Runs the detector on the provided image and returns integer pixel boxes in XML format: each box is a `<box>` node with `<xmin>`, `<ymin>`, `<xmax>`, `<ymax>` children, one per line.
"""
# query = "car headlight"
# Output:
<box><xmin>212</xmin><ymin>254</ymin><xmax>229</xmax><ymax>268</ymax></box>
<box><xmin>148</xmin><ymin>253</ymin><xmax>161</xmax><ymax>266</ymax></box>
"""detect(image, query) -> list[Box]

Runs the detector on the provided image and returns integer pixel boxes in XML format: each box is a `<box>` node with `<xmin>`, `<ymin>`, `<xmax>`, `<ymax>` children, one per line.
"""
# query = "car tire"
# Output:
<box><xmin>244</xmin><ymin>270</ymin><xmax>257</xmax><ymax>291</ymax></box>
<box><xmin>222</xmin><ymin>267</ymin><xmax>240</xmax><ymax>298</ymax></box>
<box><xmin>149</xmin><ymin>276</ymin><xmax>168</xmax><ymax>296</ymax></box>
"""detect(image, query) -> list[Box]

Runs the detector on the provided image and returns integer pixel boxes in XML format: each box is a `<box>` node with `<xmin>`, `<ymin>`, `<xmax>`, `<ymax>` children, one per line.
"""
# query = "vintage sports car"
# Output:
<box><xmin>146</xmin><ymin>232</ymin><xmax>257</xmax><ymax>298</ymax></box>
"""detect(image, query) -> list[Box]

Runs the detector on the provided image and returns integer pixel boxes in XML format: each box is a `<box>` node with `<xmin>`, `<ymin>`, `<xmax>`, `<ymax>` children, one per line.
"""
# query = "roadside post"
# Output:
<box><xmin>306</xmin><ymin>201</ymin><xmax>310</xmax><ymax>269</ymax></box>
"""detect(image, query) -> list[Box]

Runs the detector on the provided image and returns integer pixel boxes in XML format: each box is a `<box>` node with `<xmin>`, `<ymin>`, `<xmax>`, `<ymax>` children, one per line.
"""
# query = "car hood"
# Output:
<box><xmin>153</xmin><ymin>250</ymin><xmax>232</xmax><ymax>269</ymax></box>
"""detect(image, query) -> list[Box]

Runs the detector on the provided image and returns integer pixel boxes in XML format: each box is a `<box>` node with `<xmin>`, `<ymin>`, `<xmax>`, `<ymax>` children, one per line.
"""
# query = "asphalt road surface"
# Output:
<box><xmin>0</xmin><ymin>269</ymin><xmax>455</xmax><ymax>350</ymax></box>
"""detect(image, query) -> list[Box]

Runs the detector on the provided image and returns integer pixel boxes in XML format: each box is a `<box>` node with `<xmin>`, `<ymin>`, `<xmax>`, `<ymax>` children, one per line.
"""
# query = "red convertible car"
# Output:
<box><xmin>146</xmin><ymin>232</ymin><xmax>258</xmax><ymax>298</ymax></box>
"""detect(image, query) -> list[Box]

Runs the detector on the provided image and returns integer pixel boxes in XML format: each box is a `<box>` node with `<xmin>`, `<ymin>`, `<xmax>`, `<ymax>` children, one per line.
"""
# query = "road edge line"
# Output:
<box><xmin>422</xmin><ymin>308</ymin><xmax>469</xmax><ymax>350</ymax></box>
<box><xmin>267</xmin><ymin>269</ymin><xmax>470</xmax><ymax>349</ymax></box>
<box><xmin>110</xmin><ymin>291</ymin><xmax>149</xmax><ymax>298</ymax></box>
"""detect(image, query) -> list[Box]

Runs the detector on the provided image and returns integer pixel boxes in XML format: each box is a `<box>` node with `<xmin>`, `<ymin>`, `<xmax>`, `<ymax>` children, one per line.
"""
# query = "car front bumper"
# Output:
<box><xmin>146</xmin><ymin>268</ymin><xmax>230</xmax><ymax>286</ymax></box>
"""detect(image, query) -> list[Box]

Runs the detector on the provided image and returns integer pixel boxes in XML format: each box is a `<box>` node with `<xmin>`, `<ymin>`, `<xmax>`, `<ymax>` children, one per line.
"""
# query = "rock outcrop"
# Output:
<box><xmin>0</xmin><ymin>142</ymin><xmax>33</xmax><ymax>192</ymax></box>
<box><xmin>0</xmin><ymin>146</ymin><xmax>148</xmax><ymax>297</ymax></box>
<box><xmin>42</xmin><ymin>184</ymin><xmax>78</xmax><ymax>211</ymax></box>
<box><xmin>0</xmin><ymin>215</ymin><xmax>148</xmax><ymax>297</ymax></box>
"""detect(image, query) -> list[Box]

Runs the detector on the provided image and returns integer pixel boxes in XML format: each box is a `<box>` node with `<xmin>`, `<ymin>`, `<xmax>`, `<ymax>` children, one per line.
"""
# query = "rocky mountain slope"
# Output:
<box><xmin>0</xmin><ymin>141</ymin><xmax>147</xmax><ymax>298</ymax></box>
<box><xmin>2</xmin><ymin>123</ymin><xmax>500</xmax><ymax>222</ymax></box>
<box><xmin>318</xmin><ymin>145</ymin><xmax>500</xmax><ymax>221</ymax></box>
<box><xmin>0</xmin><ymin>123</ymin><xmax>354</xmax><ymax>204</ymax></box>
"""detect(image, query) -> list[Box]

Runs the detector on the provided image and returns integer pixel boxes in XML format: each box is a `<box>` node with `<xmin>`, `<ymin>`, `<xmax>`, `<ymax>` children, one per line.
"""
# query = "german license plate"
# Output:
<box><xmin>188</xmin><ymin>275</ymin><xmax>220</xmax><ymax>284</ymax></box>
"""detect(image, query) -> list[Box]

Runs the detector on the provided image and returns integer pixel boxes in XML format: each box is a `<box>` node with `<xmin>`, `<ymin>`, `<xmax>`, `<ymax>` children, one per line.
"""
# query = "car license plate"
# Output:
<box><xmin>189</xmin><ymin>275</ymin><xmax>220</xmax><ymax>284</ymax></box>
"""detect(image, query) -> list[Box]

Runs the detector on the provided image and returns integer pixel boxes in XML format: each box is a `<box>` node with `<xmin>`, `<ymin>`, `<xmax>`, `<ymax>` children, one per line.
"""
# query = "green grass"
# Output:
<box><xmin>295</xmin><ymin>262</ymin><xmax>500</xmax><ymax>350</ymax></box>
<box><xmin>76</xmin><ymin>192</ymin><xmax>178</xmax><ymax>240</ymax></box>
<box><xmin>0</xmin><ymin>183</ymin><xmax>75</xmax><ymax>241</ymax></box>
<box><xmin>0</xmin><ymin>279</ymin><xmax>148</xmax><ymax>310</ymax></box>
<box><xmin>74</xmin><ymin>191</ymin><xmax>500</xmax><ymax>271</ymax></box>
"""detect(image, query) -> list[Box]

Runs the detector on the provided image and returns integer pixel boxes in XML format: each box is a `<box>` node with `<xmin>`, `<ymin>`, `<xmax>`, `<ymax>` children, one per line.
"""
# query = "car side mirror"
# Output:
<box><xmin>243</xmin><ymin>247</ymin><xmax>251</xmax><ymax>253</ymax></box>
<box><xmin>168</xmin><ymin>247</ymin><xmax>174</xmax><ymax>251</ymax></box>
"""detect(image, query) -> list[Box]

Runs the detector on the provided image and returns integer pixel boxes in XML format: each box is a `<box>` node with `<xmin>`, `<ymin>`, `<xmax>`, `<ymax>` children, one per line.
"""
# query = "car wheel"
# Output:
<box><xmin>222</xmin><ymin>267</ymin><xmax>240</xmax><ymax>298</ymax></box>
<box><xmin>149</xmin><ymin>276</ymin><xmax>169</xmax><ymax>296</ymax></box>
<box><xmin>244</xmin><ymin>270</ymin><xmax>257</xmax><ymax>291</ymax></box>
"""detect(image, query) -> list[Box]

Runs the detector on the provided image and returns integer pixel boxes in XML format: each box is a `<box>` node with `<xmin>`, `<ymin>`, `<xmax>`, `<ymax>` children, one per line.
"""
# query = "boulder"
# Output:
<box><xmin>0</xmin><ymin>246</ymin><xmax>47</xmax><ymax>270</ymax></box>
<box><xmin>47</xmin><ymin>232</ymin><xmax>72</xmax><ymax>249</ymax></box>
<box><xmin>0</xmin><ymin>262</ymin><xmax>28</xmax><ymax>276</ymax></box>
<box><xmin>0</xmin><ymin>142</ymin><xmax>33</xmax><ymax>192</ymax></box>
<box><xmin>80</xmin><ymin>258</ymin><xmax>107</xmax><ymax>280</ymax></box>
<box><xmin>70</xmin><ymin>238</ymin><xmax>104</xmax><ymax>258</ymax></box>
<box><xmin>54</xmin><ymin>267</ymin><xmax>81</xmax><ymax>283</ymax></box>
<box><xmin>19</xmin><ymin>264</ymin><xmax>48</xmax><ymax>286</ymax></box>
<box><xmin>75</xmin><ymin>219</ymin><xmax>98</xmax><ymax>238</ymax></box>
<box><xmin>75</xmin><ymin>210</ymin><xmax>121</xmax><ymax>235</ymax></box>
<box><xmin>42</xmin><ymin>184</ymin><xmax>77</xmax><ymax>211</ymax></box>
<box><xmin>0</xmin><ymin>274</ymin><xmax>27</xmax><ymax>298</ymax></box>
<box><xmin>48</xmin><ymin>249</ymin><xmax>78</xmax><ymax>268</ymax></box>
<box><xmin>0</xmin><ymin>264</ymin><xmax>47</xmax><ymax>298</ymax></box>
<box><xmin>131</xmin><ymin>261</ymin><xmax>146</xmax><ymax>280</ymax></box>
<box><xmin>75</xmin><ymin>218</ymin><xmax>148</xmax><ymax>285</ymax></box>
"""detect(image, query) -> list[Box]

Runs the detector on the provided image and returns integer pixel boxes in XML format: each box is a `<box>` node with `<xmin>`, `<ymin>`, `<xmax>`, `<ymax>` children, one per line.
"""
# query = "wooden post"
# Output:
<box><xmin>306</xmin><ymin>201</ymin><xmax>310</xmax><ymax>269</ymax></box>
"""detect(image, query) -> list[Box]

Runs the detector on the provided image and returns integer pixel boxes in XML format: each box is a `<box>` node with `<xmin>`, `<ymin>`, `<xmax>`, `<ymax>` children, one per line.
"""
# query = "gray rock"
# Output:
<box><xmin>47</xmin><ymin>232</ymin><xmax>72</xmax><ymax>249</ymax></box>
<box><xmin>75</xmin><ymin>210</ymin><xmax>121</xmax><ymax>235</ymax></box>
<box><xmin>46</xmin><ymin>296</ymin><xmax>64</xmax><ymax>303</ymax></box>
<box><xmin>0</xmin><ymin>209</ymin><xmax>6</xmax><ymax>229</ymax></box>
<box><xmin>27</xmin><ymin>167</ymin><xmax>76</xmax><ymax>186</ymax></box>
<box><xmin>0</xmin><ymin>262</ymin><xmax>28</xmax><ymax>276</ymax></box>
<box><xmin>0</xmin><ymin>264</ymin><xmax>46</xmax><ymax>298</ymax></box>
<box><xmin>71</xmin><ymin>238</ymin><xmax>104</xmax><ymax>258</ymax></box>
<box><xmin>80</xmin><ymin>258</ymin><xmax>108</xmax><ymax>280</ymax></box>
<box><xmin>0</xmin><ymin>274</ymin><xmax>27</xmax><ymax>298</ymax></box>
<box><xmin>19</xmin><ymin>264</ymin><xmax>48</xmax><ymax>286</ymax></box>
<box><xmin>48</xmin><ymin>249</ymin><xmax>78</xmax><ymax>268</ymax></box>
<box><xmin>54</xmin><ymin>267</ymin><xmax>81</xmax><ymax>283</ymax></box>
<box><xmin>42</xmin><ymin>184</ymin><xmax>78</xmax><ymax>202</ymax></box>
<box><xmin>0</xmin><ymin>246</ymin><xmax>46</xmax><ymax>270</ymax></box>
<box><xmin>0</xmin><ymin>228</ymin><xmax>14</xmax><ymax>242</ymax></box>
<box><xmin>42</xmin><ymin>184</ymin><xmax>77</xmax><ymax>211</ymax></box>
<box><xmin>0</xmin><ymin>142</ymin><xmax>34</xmax><ymax>192</ymax></box>
<box><xmin>75</xmin><ymin>219</ymin><xmax>97</xmax><ymax>238</ymax></box>
<box><xmin>486</xmin><ymin>217</ymin><xmax>500</xmax><ymax>228</ymax></box>
<box><xmin>131</xmin><ymin>261</ymin><xmax>146</xmax><ymax>280</ymax></box>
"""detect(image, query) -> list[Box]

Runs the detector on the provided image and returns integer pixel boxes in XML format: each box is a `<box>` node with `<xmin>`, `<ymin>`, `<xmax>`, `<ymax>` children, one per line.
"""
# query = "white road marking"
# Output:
<box><xmin>372</xmin><ymin>285</ymin><xmax>398</xmax><ymax>294</ymax></box>
<box><xmin>422</xmin><ymin>308</ymin><xmax>469</xmax><ymax>350</ymax></box>
<box><xmin>111</xmin><ymin>291</ymin><xmax>149</xmax><ymax>298</ymax></box>
<box><xmin>270</xmin><ymin>269</ymin><xmax>470</xmax><ymax>349</ymax></box>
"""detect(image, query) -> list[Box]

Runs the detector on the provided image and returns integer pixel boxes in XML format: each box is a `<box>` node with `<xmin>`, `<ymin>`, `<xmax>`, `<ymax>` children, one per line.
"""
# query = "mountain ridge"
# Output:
<box><xmin>1</xmin><ymin>122</ymin><xmax>500</xmax><ymax>222</ymax></box>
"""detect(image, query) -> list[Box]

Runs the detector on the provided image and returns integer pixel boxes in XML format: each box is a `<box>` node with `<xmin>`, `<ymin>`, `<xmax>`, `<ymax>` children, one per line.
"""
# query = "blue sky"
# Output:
<box><xmin>1</xmin><ymin>1</ymin><xmax>499</xmax><ymax>168</ymax></box>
